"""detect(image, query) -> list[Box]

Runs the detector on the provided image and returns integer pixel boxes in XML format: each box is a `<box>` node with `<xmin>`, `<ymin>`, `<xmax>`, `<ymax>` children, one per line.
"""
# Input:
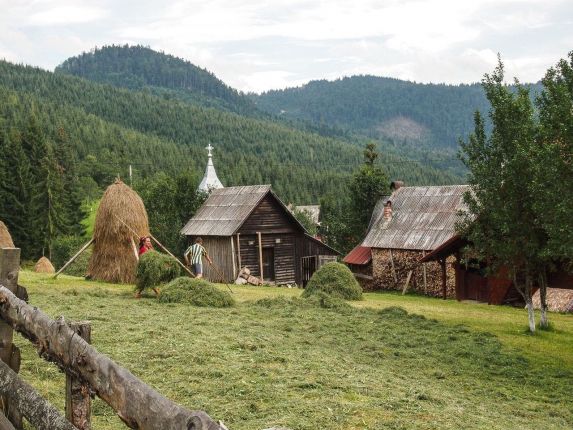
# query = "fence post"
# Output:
<box><xmin>0</xmin><ymin>247</ymin><xmax>22</xmax><ymax>430</ymax></box>
<box><xmin>65</xmin><ymin>322</ymin><xmax>92</xmax><ymax>430</ymax></box>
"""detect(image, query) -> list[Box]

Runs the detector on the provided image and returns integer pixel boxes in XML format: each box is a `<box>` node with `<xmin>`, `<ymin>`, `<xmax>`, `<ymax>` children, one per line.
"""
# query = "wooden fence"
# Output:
<box><xmin>301</xmin><ymin>255</ymin><xmax>338</xmax><ymax>287</ymax></box>
<box><xmin>0</xmin><ymin>248</ymin><xmax>222</xmax><ymax>430</ymax></box>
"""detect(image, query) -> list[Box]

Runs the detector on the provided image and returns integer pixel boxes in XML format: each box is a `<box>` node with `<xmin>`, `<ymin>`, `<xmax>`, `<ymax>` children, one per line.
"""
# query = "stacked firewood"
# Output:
<box><xmin>234</xmin><ymin>267</ymin><xmax>262</xmax><ymax>286</ymax></box>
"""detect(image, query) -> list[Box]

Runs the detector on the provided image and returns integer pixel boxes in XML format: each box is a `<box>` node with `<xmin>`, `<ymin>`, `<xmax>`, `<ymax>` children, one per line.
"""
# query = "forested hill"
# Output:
<box><xmin>0</xmin><ymin>60</ymin><xmax>460</xmax><ymax>206</ymax></box>
<box><xmin>253</xmin><ymin>76</ymin><xmax>543</xmax><ymax>150</ymax></box>
<box><xmin>55</xmin><ymin>45</ymin><xmax>260</xmax><ymax>116</ymax></box>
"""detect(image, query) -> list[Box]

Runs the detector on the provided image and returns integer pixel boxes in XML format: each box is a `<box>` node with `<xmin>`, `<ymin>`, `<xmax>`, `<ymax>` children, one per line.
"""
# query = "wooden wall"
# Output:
<box><xmin>199</xmin><ymin>237</ymin><xmax>235</xmax><ymax>283</ymax></box>
<box><xmin>238</xmin><ymin>233</ymin><xmax>297</xmax><ymax>284</ymax></box>
<box><xmin>238</xmin><ymin>195</ymin><xmax>298</xmax><ymax>235</ymax></box>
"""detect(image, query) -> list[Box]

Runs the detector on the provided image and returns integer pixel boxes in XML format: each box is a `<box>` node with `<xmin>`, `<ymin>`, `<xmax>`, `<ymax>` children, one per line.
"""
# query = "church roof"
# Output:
<box><xmin>198</xmin><ymin>144</ymin><xmax>224</xmax><ymax>192</ymax></box>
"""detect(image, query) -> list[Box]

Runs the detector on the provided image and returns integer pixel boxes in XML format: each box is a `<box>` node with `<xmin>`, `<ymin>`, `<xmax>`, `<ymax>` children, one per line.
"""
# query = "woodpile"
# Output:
<box><xmin>532</xmin><ymin>288</ymin><xmax>573</xmax><ymax>313</ymax></box>
<box><xmin>235</xmin><ymin>267</ymin><xmax>262</xmax><ymax>286</ymax></box>
<box><xmin>34</xmin><ymin>257</ymin><xmax>55</xmax><ymax>274</ymax></box>
<box><xmin>371</xmin><ymin>249</ymin><xmax>456</xmax><ymax>298</ymax></box>
<box><xmin>0</xmin><ymin>220</ymin><xmax>15</xmax><ymax>248</ymax></box>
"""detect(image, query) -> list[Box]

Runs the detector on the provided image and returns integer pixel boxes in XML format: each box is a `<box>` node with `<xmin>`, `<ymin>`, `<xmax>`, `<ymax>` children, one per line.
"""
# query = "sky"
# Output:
<box><xmin>1</xmin><ymin>0</ymin><xmax>572</xmax><ymax>93</ymax></box>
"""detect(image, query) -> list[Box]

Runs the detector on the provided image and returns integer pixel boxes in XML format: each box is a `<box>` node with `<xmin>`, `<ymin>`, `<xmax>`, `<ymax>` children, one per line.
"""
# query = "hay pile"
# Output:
<box><xmin>135</xmin><ymin>250</ymin><xmax>181</xmax><ymax>293</ymax></box>
<box><xmin>0</xmin><ymin>221</ymin><xmax>15</xmax><ymax>248</ymax></box>
<box><xmin>158</xmin><ymin>277</ymin><xmax>235</xmax><ymax>307</ymax></box>
<box><xmin>532</xmin><ymin>288</ymin><xmax>573</xmax><ymax>313</ymax></box>
<box><xmin>87</xmin><ymin>180</ymin><xmax>150</xmax><ymax>284</ymax></box>
<box><xmin>302</xmin><ymin>262</ymin><xmax>363</xmax><ymax>300</ymax></box>
<box><xmin>34</xmin><ymin>257</ymin><xmax>55</xmax><ymax>273</ymax></box>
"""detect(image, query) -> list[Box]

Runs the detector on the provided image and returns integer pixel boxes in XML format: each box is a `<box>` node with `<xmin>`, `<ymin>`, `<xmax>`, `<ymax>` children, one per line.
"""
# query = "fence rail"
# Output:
<box><xmin>0</xmin><ymin>248</ymin><xmax>222</xmax><ymax>430</ymax></box>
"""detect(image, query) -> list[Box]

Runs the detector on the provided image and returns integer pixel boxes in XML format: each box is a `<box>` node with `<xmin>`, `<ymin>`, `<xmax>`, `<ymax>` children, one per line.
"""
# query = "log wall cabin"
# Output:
<box><xmin>181</xmin><ymin>185</ymin><xmax>338</xmax><ymax>285</ymax></box>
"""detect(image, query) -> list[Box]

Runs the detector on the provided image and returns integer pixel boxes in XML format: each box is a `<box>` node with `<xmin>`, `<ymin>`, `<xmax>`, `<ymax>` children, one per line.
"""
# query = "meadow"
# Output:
<box><xmin>14</xmin><ymin>271</ymin><xmax>573</xmax><ymax>430</ymax></box>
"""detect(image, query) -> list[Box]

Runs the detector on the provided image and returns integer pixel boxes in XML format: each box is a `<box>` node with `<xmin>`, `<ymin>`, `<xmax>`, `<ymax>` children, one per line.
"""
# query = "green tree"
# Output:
<box><xmin>533</xmin><ymin>52</ymin><xmax>573</xmax><ymax>327</ymax></box>
<box><xmin>348</xmin><ymin>143</ymin><xmax>389</xmax><ymax>241</ymax></box>
<box><xmin>459</xmin><ymin>59</ymin><xmax>543</xmax><ymax>333</ymax></box>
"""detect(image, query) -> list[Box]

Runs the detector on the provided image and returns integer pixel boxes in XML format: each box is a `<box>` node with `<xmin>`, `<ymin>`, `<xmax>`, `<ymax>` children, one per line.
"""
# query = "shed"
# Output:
<box><xmin>362</xmin><ymin>185</ymin><xmax>469</xmax><ymax>298</ymax></box>
<box><xmin>421</xmin><ymin>234</ymin><xmax>573</xmax><ymax>306</ymax></box>
<box><xmin>343</xmin><ymin>245</ymin><xmax>374</xmax><ymax>289</ymax></box>
<box><xmin>181</xmin><ymin>185</ymin><xmax>338</xmax><ymax>285</ymax></box>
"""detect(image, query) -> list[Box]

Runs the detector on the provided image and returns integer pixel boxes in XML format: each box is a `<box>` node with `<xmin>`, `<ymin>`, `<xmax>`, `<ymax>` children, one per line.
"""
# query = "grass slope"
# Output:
<box><xmin>15</xmin><ymin>272</ymin><xmax>573</xmax><ymax>429</ymax></box>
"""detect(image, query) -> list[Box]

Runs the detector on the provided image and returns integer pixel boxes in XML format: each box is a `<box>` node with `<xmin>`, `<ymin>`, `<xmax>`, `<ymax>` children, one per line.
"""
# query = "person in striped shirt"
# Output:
<box><xmin>184</xmin><ymin>237</ymin><xmax>212</xmax><ymax>278</ymax></box>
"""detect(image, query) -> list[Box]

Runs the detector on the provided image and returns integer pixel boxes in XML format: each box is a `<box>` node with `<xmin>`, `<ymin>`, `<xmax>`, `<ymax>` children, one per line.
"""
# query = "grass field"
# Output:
<box><xmin>14</xmin><ymin>271</ymin><xmax>573</xmax><ymax>429</ymax></box>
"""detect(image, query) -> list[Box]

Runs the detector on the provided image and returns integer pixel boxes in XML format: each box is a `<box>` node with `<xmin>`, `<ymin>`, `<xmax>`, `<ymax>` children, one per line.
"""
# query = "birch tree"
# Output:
<box><xmin>459</xmin><ymin>58</ymin><xmax>542</xmax><ymax>333</ymax></box>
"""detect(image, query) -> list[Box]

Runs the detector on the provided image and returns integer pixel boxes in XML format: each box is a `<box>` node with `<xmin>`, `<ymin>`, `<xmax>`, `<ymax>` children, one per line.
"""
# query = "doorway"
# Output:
<box><xmin>262</xmin><ymin>247</ymin><xmax>275</xmax><ymax>281</ymax></box>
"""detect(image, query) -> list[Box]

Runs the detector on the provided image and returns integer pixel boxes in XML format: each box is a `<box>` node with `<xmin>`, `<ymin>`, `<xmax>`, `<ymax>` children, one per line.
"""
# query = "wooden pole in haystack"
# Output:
<box><xmin>113</xmin><ymin>215</ymin><xmax>195</xmax><ymax>278</ymax></box>
<box><xmin>54</xmin><ymin>239</ymin><xmax>94</xmax><ymax>279</ymax></box>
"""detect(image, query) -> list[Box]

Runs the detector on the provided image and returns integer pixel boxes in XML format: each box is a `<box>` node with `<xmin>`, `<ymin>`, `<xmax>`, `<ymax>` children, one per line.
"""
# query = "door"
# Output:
<box><xmin>262</xmin><ymin>247</ymin><xmax>275</xmax><ymax>281</ymax></box>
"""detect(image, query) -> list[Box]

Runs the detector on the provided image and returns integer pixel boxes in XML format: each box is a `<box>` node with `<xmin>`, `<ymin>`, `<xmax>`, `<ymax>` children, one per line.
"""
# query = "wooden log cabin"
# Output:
<box><xmin>180</xmin><ymin>185</ymin><xmax>338</xmax><ymax>285</ymax></box>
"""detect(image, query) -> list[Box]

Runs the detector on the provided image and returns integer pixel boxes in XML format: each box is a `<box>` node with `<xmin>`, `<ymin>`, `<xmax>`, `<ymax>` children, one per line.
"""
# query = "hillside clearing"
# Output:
<box><xmin>14</xmin><ymin>272</ymin><xmax>573</xmax><ymax>429</ymax></box>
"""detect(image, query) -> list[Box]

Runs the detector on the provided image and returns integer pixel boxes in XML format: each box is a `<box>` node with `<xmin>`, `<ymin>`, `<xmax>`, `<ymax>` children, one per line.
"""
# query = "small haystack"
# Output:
<box><xmin>533</xmin><ymin>288</ymin><xmax>573</xmax><ymax>313</ymax></box>
<box><xmin>87</xmin><ymin>180</ymin><xmax>150</xmax><ymax>284</ymax></box>
<box><xmin>0</xmin><ymin>220</ymin><xmax>15</xmax><ymax>248</ymax></box>
<box><xmin>35</xmin><ymin>256</ymin><xmax>55</xmax><ymax>273</ymax></box>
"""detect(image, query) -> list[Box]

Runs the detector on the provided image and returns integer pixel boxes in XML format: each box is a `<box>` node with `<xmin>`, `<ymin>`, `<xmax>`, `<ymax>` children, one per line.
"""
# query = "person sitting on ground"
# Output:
<box><xmin>138</xmin><ymin>236</ymin><xmax>153</xmax><ymax>256</ymax></box>
<box><xmin>184</xmin><ymin>237</ymin><xmax>212</xmax><ymax>279</ymax></box>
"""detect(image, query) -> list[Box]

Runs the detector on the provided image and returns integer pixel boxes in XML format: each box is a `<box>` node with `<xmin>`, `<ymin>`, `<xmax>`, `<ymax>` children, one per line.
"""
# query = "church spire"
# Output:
<box><xmin>198</xmin><ymin>144</ymin><xmax>224</xmax><ymax>192</ymax></box>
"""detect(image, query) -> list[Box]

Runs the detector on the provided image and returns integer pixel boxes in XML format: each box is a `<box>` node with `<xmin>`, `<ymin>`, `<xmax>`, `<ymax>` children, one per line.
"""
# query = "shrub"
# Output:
<box><xmin>301</xmin><ymin>262</ymin><xmax>362</xmax><ymax>300</ymax></box>
<box><xmin>158</xmin><ymin>277</ymin><xmax>235</xmax><ymax>307</ymax></box>
<box><xmin>51</xmin><ymin>235</ymin><xmax>92</xmax><ymax>277</ymax></box>
<box><xmin>135</xmin><ymin>250</ymin><xmax>181</xmax><ymax>292</ymax></box>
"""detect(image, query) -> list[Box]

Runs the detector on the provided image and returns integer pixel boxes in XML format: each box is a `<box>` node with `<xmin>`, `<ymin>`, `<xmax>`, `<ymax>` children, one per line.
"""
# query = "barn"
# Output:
<box><xmin>420</xmin><ymin>234</ymin><xmax>573</xmax><ymax>307</ymax></box>
<box><xmin>180</xmin><ymin>185</ymin><xmax>338</xmax><ymax>285</ymax></box>
<box><xmin>361</xmin><ymin>183</ymin><xmax>470</xmax><ymax>298</ymax></box>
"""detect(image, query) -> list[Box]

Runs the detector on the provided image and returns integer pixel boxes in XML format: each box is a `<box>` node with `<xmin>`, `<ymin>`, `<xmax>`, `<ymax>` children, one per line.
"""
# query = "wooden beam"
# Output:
<box><xmin>130</xmin><ymin>237</ymin><xmax>139</xmax><ymax>262</ymax></box>
<box><xmin>149</xmin><ymin>235</ymin><xmax>195</xmax><ymax>278</ymax></box>
<box><xmin>441</xmin><ymin>259</ymin><xmax>447</xmax><ymax>300</ymax></box>
<box><xmin>65</xmin><ymin>322</ymin><xmax>91</xmax><ymax>430</ymax></box>
<box><xmin>402</xmin><ymin>270</ymin><xmax>413</xmax><ymax>295</ymax></box>
<box><xmin>0</xmin><ymin>359</ymin><xmax>77</xmax><ymax>430</ymax></box>
<box><xmin>422</xmin><ymin>250</ymin><xmax>427</xmax><ymax>294</ymax></box>
<box><xmin>54</xmin><ymin>239</ymin><xmax>94</xmax><ymax>278</ymax></box>
<box><xmin>236</xmin><ymin>233</ymin><xmax>242</xmax><ymax>270</ymax></box>
<box><xmin>230</xmin><ymin>236</ymin><xmax>236</xmax><ymax>278</ymax></box>
<box><xmin>0</xmin><ymin>287</ymin><xmax>222</xmax><ymax>430</ymax></box>
<box><xmin>257</xmin><ymin>232</ymin><xmax>264</xmax><ymax>283</ymax></box>
<box><xmin>0</xmin><ymin>248</ymin><xmax>21</xmax><ymax>429</ymax></box>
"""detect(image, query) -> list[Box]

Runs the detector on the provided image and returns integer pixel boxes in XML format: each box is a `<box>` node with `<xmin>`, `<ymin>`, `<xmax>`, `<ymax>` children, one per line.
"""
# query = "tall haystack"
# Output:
<box><xmin>35</xmin><ymin>256</ymin><xmax>55</xmax><ymax>273</ymax></box>
<box><xmin>87</xmin><ymin>180</ymin><xmax>150</xmax><ymax>283</ymax></box>
<box><xmin>0</xmin><ymin>220</ymin><xmax>15</xmax><ymax>248</ymax></box>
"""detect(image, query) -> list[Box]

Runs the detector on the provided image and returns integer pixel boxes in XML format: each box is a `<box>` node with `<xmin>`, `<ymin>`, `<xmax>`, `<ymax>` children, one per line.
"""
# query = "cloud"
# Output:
<box><xmin>27</xmin><ymin>5</ymin><xmax>108</xmax><ymax>26</ymax></box>
<box><xmin>0</xmin><ymin>0</ymin><xmax>571</xmax><ymax>91</ymax></box>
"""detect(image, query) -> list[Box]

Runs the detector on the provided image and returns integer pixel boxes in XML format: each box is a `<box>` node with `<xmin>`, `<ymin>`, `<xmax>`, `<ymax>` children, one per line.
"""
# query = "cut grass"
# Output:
<box><xmin>13</xmin><ymin>272</ymin><xmax>573</xmax><ymax>429</ymax></box>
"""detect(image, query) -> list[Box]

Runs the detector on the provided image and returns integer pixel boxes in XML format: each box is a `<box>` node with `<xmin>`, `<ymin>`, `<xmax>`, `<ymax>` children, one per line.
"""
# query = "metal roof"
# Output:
<box><xmin>362</xmin><ymin>185</ymin><xmax>470</xmax><ymax>251</ymax></box>
<box><xmin>181</xmin><ymin>185</ymin><xmax>272</xmax><ymax>236</ymax></box>
<box><xmin>343</xmin><ymin>245</ymin><xmax>372</xmax><ymax>265</ymax></box>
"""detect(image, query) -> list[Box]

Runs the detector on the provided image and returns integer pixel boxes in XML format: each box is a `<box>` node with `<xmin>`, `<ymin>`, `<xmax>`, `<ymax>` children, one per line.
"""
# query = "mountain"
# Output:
<box><xmin>56</xmin><ymin>45</ymin><xmax>261</xmax><ymax>117</ymax></box>
<box><xmin>0</xmin><ymin>60</ymin><xmax>460</xmax><ymax>206</ymax></box>
<box><xmin>253</xmin><ymin>75</ymin><xmax>543</xmax><ymax>157</ymax></box>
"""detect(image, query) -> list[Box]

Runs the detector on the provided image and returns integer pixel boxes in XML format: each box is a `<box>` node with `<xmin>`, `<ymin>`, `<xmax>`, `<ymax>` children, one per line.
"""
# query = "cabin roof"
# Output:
<box><xmin>181</xmin><ymin>185</ymin><xmax>305</xmax><ymax>236</ymax></box>
<box><xmin>343</xmin><ymin>245</ymin><xmax>372</xmax><ymax>265</ymax></box>
<box><xmin>362</xmin><ymin>185</ymin><xmax>470</xmax><ymax>251</ymax></box>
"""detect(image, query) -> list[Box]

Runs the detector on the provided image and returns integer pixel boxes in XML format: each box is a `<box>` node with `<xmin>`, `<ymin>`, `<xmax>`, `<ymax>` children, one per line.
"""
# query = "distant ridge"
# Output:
<box><xmin>56</xmin><ymin>44</ymin><xmax>261</xmax><ymax>116</ymax></box>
